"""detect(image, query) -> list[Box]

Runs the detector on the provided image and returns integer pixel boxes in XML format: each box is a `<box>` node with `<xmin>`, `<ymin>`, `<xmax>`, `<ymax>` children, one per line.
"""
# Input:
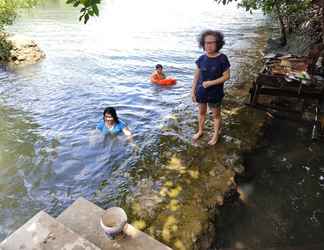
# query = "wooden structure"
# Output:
<box><xmin>249</xmin><ymin>54</ymin><xmax>324</xmax><ymax>139</ymax></box>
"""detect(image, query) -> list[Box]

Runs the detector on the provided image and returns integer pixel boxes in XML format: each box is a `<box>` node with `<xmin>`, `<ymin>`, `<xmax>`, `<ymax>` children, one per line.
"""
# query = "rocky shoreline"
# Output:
<box><xmin>123</xmin><ymin>84</ymin><xmax>269</xmax><ymax>250</ymax></box>
<box><xmin>213</xmin><ymin>37</ymin><xmax>324</xmax><ymax>248</ymax></box>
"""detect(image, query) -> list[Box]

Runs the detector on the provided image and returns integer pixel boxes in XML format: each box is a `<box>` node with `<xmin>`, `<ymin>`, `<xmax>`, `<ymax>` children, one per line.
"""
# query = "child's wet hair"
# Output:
<box><xmin>103</xmin><ymin>107</ymin><xmax>119</xmax><ymax>123</ymax></box>
<box><xmin>155</xmin><ymin>64</ymin><xmax>163</xmax><ymax>70</ymax></box>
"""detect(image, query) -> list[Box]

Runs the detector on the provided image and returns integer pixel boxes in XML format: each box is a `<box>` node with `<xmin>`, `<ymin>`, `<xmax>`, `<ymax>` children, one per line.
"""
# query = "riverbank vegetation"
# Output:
<box><xmin>217</xmin><ymin>0</ymin><xmax>323</xmax><ymax>47</ymax></box>
<box><xmin>66</xmin><ymin>0</ymin><xmax>100</xmax><ymax>24</ymax></box>
<box><xmin>0</xmin><ymin>0</ymin><xmax>101</xmax><ymax>61</ymax></box>
<box><xmin>0</xmin><ymin>0</ymin><xmax>38</xmax><ymax>61</ymax></box>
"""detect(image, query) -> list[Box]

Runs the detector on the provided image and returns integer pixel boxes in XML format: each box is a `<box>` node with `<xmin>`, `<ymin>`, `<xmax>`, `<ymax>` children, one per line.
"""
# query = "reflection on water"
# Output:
<box><xmin>0</xmin><ymin>0</ymin><xmax>268</xmax><ymax>241</ymax></box>
<box><xmin>0</xmin><ymin>106</ymin><xmax>44</xmax><ymax>238</ymax></box>
<box><xmin>216</xmin><ymin>119</ymin><xmax>324</xmax><ymax>249</ymax></box>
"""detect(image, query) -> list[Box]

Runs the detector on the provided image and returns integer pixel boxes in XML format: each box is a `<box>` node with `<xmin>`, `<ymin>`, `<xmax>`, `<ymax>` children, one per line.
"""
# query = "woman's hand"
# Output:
<box><xmin>122</xmin><ymin>127</ymin><xmax>134</xmax><ymax>143</ymax></box>
<box><xmin>202</xmin><ymin>81</ymin><xmax>211</xmax><ymax>88</ymax></box>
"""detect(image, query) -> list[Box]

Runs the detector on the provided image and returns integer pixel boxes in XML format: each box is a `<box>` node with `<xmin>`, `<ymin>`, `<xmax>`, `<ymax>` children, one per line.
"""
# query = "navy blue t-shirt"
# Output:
<box><xmin>195</xmin><ymin>53</ymin><xmax>230</xmax><ymax>103</ymax></box>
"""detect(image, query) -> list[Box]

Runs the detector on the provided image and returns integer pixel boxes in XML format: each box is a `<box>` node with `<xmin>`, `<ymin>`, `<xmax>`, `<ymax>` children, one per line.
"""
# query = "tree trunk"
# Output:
<box><xmin>275</xmin><ymin>2</ymin><xmax>287</xmax><ymax>46</ymax></box>
<box><xmin>322</xmin><ymin>4</ymin><xmax>324</xmax><ymax>43</ymax></box>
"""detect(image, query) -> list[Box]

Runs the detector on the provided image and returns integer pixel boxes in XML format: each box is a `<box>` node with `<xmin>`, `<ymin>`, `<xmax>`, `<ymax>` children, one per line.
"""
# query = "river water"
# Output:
<box><xmin>0</xmin><ymin>0</ymin><xmax>270</xmax><ymax>243</ymax></box>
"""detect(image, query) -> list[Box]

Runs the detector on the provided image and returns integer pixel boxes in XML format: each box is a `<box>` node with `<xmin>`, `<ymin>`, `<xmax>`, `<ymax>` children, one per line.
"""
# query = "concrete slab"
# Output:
<box><xmin>57</xmin><ymin>197</ymin><xmax>172</xmax><ymax>250</ymax></box>
<box><xmin>0</xmin><ymin>211</ymin><xmax>101</xmax><ymax>250</ymax></box>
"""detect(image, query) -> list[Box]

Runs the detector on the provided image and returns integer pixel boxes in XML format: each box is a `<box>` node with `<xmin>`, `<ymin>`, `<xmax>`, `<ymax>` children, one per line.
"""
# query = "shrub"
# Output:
<box><xmin>0</xmin><ymin>33</ymin><xmax>13</xmax><ymax>62</ymax></box>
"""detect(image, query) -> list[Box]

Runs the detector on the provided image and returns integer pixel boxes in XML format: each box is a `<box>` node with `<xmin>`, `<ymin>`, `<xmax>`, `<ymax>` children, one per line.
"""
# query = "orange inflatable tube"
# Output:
<box><xmin>152</xmin><ymin>78</ymin><xmax>177</xmax><ymax>85</ymax></box>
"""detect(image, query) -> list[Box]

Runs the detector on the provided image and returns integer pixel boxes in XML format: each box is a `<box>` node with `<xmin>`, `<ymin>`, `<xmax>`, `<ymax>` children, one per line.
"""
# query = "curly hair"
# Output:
<box><xmin>198</xmin><ymin>30</ymin><xmax>225</xmax><ymax>52</ymax></box>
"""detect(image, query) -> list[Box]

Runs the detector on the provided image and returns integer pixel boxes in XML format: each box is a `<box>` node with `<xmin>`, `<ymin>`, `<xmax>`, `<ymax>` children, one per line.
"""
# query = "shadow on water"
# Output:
<box><xmin>215</xmin><ymin>119</ymin><xmax>324</xmax><ymax>249</ymax></box>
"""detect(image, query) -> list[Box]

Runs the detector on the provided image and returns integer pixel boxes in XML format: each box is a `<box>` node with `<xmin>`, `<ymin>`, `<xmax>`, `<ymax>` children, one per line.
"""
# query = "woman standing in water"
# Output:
<box><xmin>192</xmin><ymin>30</ymin><xmax>231</xmax><ymax>145</ymax></box>
<box><xmin>96</xmin><ymin>107</ymin><xmax>132</xmax><ymax>141</ymax></box>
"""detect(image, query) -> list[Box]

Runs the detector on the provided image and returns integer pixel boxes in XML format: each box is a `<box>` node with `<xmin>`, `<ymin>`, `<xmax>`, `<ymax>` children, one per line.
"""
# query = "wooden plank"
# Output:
<box><xmin>246</xmin><ymin>103</ymin><xmax>303</xmax><ymax>115</ymax></box>
<box><xmin>257</xmin><ymin>88</ymin><xmax>323</xmax><ymax>99</ymax></box>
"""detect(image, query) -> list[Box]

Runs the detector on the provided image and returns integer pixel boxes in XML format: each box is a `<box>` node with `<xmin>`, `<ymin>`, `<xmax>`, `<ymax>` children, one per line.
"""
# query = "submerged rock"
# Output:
<box><xmin>124</xmin><ymin>94</ymin><xmax>268</xmax><ymax>250</ymax></box>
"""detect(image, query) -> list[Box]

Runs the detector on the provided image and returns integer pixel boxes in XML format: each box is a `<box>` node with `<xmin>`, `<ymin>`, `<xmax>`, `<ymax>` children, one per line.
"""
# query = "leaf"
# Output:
<box><xmin>66</xmin><ymin>0</ymin><xmax>74</xmax><ymax>4</ymax></box>
<box><xmin>84</xmin><ymin>13</ymin><xmax>89</xmax><ymax>24</ymax></box>
<box><xmin>81</xmin><ymin>0</ymin><xmax>91</xmax><ymax>7</ymax></box>
<box><xmin>73</xmin><ymin>1</ymin><xmax>80</xmax><ymax>7</ymax></box>
<box><xmin>93</xmin><ymin>4</ymin><xmax>99</xmax><ymax>16</ymax></box>
<box><xmin>79</xmin><ymin>13</ymin><xmax>85</xmax><ymax>22</ymax></box>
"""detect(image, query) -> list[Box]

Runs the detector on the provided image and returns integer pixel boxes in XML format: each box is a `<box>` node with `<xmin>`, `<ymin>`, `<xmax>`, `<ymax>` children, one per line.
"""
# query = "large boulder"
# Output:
<box><xmin>6</xmin><ymin>34</ymin><xmax>45</xmax><ymax>65</ymax></box>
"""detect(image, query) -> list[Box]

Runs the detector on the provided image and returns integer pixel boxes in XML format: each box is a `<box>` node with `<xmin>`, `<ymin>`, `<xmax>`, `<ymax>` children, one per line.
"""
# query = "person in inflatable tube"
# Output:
<box><xmin>192</xmin><ymin>30</ymin><xmax>231</xmax><ymax>145</ymax></box>
<box><xmin>96</xmin><ymin>107</ymin><xmax>133</xmax><ymax>141</ymax></box>
<box><xmin>150</xmin><ymin>64</ymin><xmax>176</xmax><ymax>85</ymax></box>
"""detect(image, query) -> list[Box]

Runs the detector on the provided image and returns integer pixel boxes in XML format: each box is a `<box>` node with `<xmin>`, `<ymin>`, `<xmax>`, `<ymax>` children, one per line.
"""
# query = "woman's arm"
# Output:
<box><xmin>202</xmin><ymin>69</ymin><xmax>230</xmax><ymax>88</ymax></box>
<box><xmin>96</xmin><ymin>120</ymin><xmax>104</xmax><ymax>133</ymax></box>
<box><xmin>122</xmin><ymin>127</ymin><xmax>132</xmax><ymax>140</ymax></box>
<box><xmin>122</xmin><ymin>127</ymin><xmax>140</xmax><ymax>151</ymax></box>
<box><xmin>192</xmin><ymin>67</ymin><xmax>200</xmax><ymax>102</ymax></box>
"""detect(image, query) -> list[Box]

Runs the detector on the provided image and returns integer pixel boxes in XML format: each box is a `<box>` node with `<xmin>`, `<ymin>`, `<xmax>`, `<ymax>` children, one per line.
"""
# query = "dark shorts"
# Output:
<box><xmin>195</xmin><ymin>84</ymin><xmax>224</xmax><ymax>105</ymax></box>
<box><xmin>197</xmin><ymin>101</ymin><xmax>222</xmax><ymax>109</ymax></box>
<box><xmin>208</xmin><ymin>101</ymin><xmax>222</xmax><ymax>109</ymax></box>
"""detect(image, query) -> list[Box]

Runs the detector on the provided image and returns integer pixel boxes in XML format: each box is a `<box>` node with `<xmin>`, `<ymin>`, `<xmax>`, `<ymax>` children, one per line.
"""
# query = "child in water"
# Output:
<box><xmin>150</xmin><ymin>64</ymin><xmax>166</xmax><ymax>83</ymax></box>
<box><xmin>192</xmin><ymin>30</ymin><xmax>231</xmax><ymax>145</ymax></box>
<box><xmin>96</xmin><ymin>107</ymin><xmax>132</xmax><ymax>141</ymax></box>
<box><xmin>150</xmin><ymin>64</ymin><xmax>177</xmax><ymax>85</ymax></box>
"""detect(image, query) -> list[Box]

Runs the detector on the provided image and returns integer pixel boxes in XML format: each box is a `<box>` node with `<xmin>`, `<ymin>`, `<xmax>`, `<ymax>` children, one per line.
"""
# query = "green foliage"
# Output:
<box><xmin>0</xmin><ymin>0</ymin><xmax>37</xmax><ymax>61</ymax></box>
<box><xmin>215</xmin><ymin>0</ymin><xmax>237</xmax><ymax>6</ymax></box>
<box><xmin>239</xmin><ymin>0</ymin><xmax>312</xmax><ymax>15</ymax></box>
<box><xmin>66</xmin><ymin>0</ymin><xmax>100</xmax><ymax>24</ymax></box>
<box><xmin>0</xmin><ymin>2</ymin><xmax>16</xmax><ymax>30</ymax></box>
<box><xmin>216</xmin><ymin>0</ymin><xmax>311</xmax><ymax>15</ymax></box>
<box><xmin>215</xmin><ymin>0</ymin><xmax>313</xmax><ymax>46</ymax></box>
<box><xmin>0</xmin><ymin>33</ymin><xmax>12</xmax><ymax>62</ymax></box>
<box><xmin>0</xmin><ymin>0</ymin><xmax>40</xmax><ymax>31</ymax></box>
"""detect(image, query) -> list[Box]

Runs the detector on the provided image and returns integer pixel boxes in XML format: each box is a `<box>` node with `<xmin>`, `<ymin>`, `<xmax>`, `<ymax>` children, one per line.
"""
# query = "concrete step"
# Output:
<box><xmin>0</xmin><ymin>211</ymin><xmax>101</xmax><ymax>250</ymax></box>
<box><xmin>57</xmin><ymin>197</ymin><xmax>172</xmax><ymax>250</ymax></box>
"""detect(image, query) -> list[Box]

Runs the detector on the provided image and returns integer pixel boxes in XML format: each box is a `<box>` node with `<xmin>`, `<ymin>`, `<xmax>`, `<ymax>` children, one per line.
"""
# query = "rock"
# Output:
<box><xmin>17</xmin><ymin>55</ymin><xmax>26</xmax><ymax>61</ymax></box>
<box><xmin>216</xmin><ymin>195</ymin><xmax>224</xmax><ymax>206</ymax></box>
<box><xmin>233</xmin><ymin>164</ymin><xmax>245</xmax><ymax>174</ymax></box>
<box><xmin>5</xmin><ymin>34</ymin><xmax>45</xmax><ymax>66</ymax></box>
<box><xmin>224</xmin><ymin>153</ymin><xmax>244</xmax><ymax>174</ymax></box>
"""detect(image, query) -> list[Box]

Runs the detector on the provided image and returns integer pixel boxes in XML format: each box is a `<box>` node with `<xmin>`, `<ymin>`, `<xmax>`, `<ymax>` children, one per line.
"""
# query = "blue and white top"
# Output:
<box><xmin>96</xmin><ymin>120</ymin><xmax>126</xmax><ymax>135</ymax></box>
